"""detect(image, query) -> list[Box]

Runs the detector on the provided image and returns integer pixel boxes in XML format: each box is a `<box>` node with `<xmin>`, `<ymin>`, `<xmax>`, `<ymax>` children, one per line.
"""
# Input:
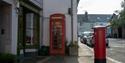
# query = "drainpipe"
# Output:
<box><xmin>40</xmin><ymin>0</ymin><xmax>44</xmax><ymax>46</ymax></box>
<box><xmin>71</xmin><ymin>0</ymin><xmax>73</xmax><ymax>43</ymax></box>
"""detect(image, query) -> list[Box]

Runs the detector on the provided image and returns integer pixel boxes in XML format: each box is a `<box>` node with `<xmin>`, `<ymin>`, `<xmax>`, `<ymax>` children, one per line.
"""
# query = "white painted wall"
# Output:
<box><xmin>43</xmin><ymin>0</ymin><xmax>71</xmax><ymax>17</ymax></box>
<box><xmin>72</xmin><ymin>0</ymin><xmax>78</xmax><ymax>42</ymax></box>
<box><xmin>43</xmin><ymin>0</ymin><xmax>71</xmax><ymax>46</ymax></box>
<box><xmin>11</xmin><ymin>3</ymin><xmax>18</xmax><ymax>54</ymax></box>
<box><xmin>42</xmin><ymin>17</ymin><xmax>50</xmax><ymax>46</ymax></box>
<box><xmin>7</xmin><ymin>0</ymin><xmax>18</xmax><ymax>54</ymax></box>
<box><xmin>42</xmin><ymin>0</ymin><xmax>78</xmax><ymax>46</ymax></box>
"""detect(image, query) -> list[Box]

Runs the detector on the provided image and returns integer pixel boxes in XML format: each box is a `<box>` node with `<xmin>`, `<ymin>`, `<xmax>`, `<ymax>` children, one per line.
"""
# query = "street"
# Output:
<box><xmin>107</xmin><ymin>38</ymin><xmax>125</xmax><ymax>63</ymax></box>
<box><xmin>79</xmin><ymin>37</ymin><xmax>125</xmax><ymax>63</ymax></box>
<box><xmin>37</xmin><ymin>38</ymin><xmax>125</xmax><ymax>63</ymax></box>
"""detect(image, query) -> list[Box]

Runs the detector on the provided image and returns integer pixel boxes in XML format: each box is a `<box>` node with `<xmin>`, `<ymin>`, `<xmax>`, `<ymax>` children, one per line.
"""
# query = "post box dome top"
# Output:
<box><xmin>93</xmin><ymin>25</ymin><xmax>106</xmax><ymax>29</ymax></box>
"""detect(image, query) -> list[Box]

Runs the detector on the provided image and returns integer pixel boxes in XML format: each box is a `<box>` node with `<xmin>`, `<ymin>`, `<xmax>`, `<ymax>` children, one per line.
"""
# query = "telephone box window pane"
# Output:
<box><xmin>52</xmin><ymin>20</ymin><xmax>62</xmax><ymax>49</ymax></box>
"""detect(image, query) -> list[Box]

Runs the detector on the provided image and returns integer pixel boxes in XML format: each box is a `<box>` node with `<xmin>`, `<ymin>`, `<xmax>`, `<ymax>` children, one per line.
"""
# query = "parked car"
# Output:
<box><xmin>80</xmin><ymin>31</ymin><xmax>109</xmax><ymax>47</ymax></box>
<box><xmin>92</xmin><ymin>36</ymin><xmax>109</xmax><ymax>47</ymax></box>
<box><xmin>93</xmin><ymin>37</ymin><xmax>109</xmax><ymax>47</ymax></box>
<box><xmin>80</xmin><ymin>31</ymin><xmax>94</xmax><ymax>46</ymax></box>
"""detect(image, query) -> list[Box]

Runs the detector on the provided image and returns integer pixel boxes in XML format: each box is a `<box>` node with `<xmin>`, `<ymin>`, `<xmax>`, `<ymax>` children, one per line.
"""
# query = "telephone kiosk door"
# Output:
<box><xmin>50</xmin><ymin>13</ymin><xmax>65</xmax><ymax>55</ymax></box>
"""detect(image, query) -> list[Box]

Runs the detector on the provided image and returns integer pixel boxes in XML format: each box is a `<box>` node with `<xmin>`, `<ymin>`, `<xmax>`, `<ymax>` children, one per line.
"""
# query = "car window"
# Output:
<box><xmin>83</xmin><ymin>32</ymin><xmax>93</xmax><ymax>37</ymax></box>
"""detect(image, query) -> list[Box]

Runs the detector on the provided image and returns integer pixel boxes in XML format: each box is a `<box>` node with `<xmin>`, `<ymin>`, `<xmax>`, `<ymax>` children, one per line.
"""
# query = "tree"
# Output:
<box><xmin>119</xmin><ymin>10</ymin><xmax>125</xmax><ymax>27</ymax></box>
<box><xmin>121</xmin><ymin>0</ymin><xmax>125</xmax><ymax>8</ymax></box>
<box><xmin>111</xmin><ymin>0</ymin><xmax>125</xmax><ymax>28</ymax></box>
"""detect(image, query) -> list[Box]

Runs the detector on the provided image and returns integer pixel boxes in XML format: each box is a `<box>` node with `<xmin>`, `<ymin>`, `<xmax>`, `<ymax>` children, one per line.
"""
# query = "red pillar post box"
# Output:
<box><xmin>93</xmin><ymin>26</ymin><xmax>106</xmax><ymax>63</ymax></box>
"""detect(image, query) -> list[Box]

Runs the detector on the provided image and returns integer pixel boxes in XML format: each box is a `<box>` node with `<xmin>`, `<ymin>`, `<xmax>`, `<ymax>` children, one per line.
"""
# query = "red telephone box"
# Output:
<box><xmin>93</xmin><ymin>26</ymin><xmax>106</xmax><ymax>63</ymax></box>
<box><xmin>50</xmin><ymin>13</ymin><xmax>65</xmax><ymax>55</ymax></box>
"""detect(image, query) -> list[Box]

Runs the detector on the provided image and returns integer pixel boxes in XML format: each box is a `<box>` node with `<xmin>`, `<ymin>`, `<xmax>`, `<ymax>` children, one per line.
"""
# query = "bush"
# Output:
<box><xmin>0</xmin><ymin>53</ymin><xmax>16</xmax><ymax>63</ymax></box>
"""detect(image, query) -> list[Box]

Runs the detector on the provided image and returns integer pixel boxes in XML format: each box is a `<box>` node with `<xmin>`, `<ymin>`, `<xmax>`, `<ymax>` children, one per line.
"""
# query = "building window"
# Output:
<box><xmin>26</xmin><ymin>13</ymin><xmax>34</xmax><ymax>45</ymax></box>
<box><xmin>25</xmin><ymin>13</ymin><xmax>40</xmax><ymax>46</ymax></box>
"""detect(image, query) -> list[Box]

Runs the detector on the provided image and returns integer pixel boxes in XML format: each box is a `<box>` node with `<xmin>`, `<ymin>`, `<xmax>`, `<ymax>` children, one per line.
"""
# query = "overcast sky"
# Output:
<box><xmin>77</xmin><ymin>0</ymin><xmax>123</xmax><ymax>14</ymax></box>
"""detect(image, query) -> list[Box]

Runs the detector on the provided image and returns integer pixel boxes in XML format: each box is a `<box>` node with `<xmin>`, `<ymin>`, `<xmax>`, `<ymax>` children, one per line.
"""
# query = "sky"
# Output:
<box><xmin>77</xmin><ymin>0</ymin><xmax>123</xmax><ymax>14</ymax></box>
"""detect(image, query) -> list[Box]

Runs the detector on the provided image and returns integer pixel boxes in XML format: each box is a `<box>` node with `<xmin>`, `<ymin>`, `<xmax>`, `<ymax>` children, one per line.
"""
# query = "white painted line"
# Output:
<box><xmin>107</xmin><ymin>57</ymin><xmax>123</xmax><ymax>63</ymax></box>
<box><xmin>83</xmin><ymin>44</ymin><xmax>123</xmax><ymax>63</ymax></box>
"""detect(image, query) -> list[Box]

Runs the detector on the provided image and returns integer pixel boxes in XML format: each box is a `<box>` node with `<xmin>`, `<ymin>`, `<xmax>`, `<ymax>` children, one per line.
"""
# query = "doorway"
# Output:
<box><xmin>0</xmin><ymin>2</ymin><xmax>12</xmax><ymax>53</ymax></box>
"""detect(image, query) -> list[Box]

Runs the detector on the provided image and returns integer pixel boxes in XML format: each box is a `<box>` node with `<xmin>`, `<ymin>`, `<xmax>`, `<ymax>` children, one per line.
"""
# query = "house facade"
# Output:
<box><xmin>17</xmin><ymin>0</ymin><xmax>43</xmax><ymax>56</ymax></box>
<box><xmin>0</xmin><ymin>0</ymin><xmax>79</xmax><ymax>55</ymax></box>
<box><xmin>42</xmin><ymin>0</ymin><xmax>78</xmax><ymax>47</ymax></box>
<box><xmin>0</xmin><ymin>0</ymin><xmax>43</xmax><ymax>55</ymax></box>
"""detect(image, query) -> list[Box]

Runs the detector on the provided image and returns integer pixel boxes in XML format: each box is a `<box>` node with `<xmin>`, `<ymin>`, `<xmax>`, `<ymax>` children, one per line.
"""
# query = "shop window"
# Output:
<box><xmin>26</xmin><ymin>13</ymin><xmax>34</xmax><ymax>45</ymax></box>
<box><xmin>25</xmin><ymin>13</ymin><xmax>40</xmax><ymax>46</ymax></box>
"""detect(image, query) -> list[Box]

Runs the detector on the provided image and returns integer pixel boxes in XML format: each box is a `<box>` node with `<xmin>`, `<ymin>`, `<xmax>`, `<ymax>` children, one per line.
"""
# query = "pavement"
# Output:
<box><xmin>36</xmin><ymin>41</ymin><xmax>115</xmax><ymax>63</ymax></box>
<box><xmin>37</xmin><ymin>43</ymin><xmax>93</xmax><ymax>63</ymax></box>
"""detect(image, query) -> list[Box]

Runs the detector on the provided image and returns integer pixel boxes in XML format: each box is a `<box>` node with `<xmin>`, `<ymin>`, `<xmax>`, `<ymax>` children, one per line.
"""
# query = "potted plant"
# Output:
<box><xmin>68</xmin><ymin>41</ymin><xmax>79</xmax><ymax>56</ymax></box>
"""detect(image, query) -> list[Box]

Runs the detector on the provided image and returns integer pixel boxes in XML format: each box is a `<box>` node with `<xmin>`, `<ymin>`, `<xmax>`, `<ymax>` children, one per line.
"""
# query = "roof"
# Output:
<box><xmin>93</xmin><ymin>25</ymin><xmax>106</xmax><ymax>28</ymax></box>
<box><xmin>77</xmin><ymin>14</ymin><xmax>112</xmax><ymax>22</ymax></box>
